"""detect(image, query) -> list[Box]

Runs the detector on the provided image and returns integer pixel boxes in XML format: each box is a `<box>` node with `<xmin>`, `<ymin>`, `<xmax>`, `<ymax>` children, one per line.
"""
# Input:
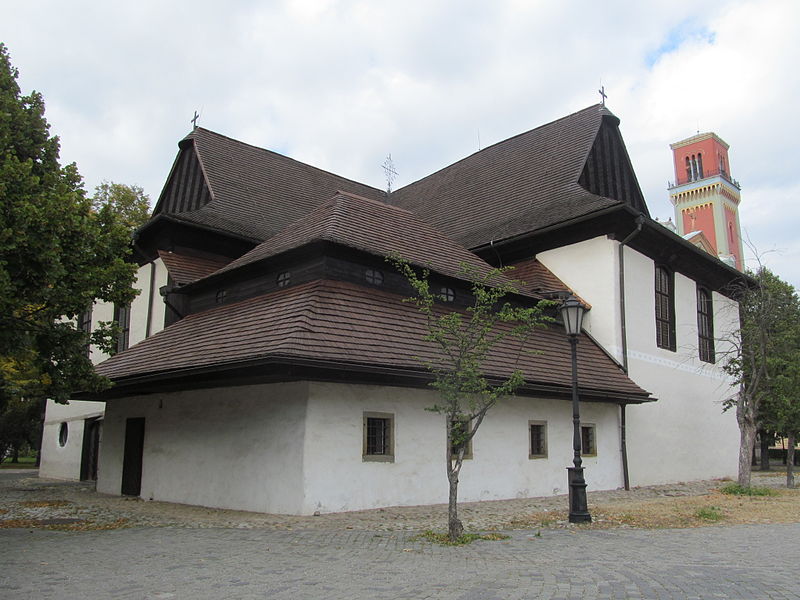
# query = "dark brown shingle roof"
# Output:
<box><xmin>212</xmin><ymin>191</ymin><xmax>504</xmax><ymax>284</ymax></box>
<box><xmin>158</xmin><ymin>250</ymin><xmax>231</xmax><ymax>285</ymax></box>
<box><xmin>390</xmin><ymin>104</ymin><xmax>620</xmax><ymax>248</ymax></box>
<box><xmin>96</xmin><ymin>279</ymin><xmax>649</xmax><ymax>401</ymax></box>
<box><xmin>160</xmin><ymin>128</ymin><xmax>384</xmax><ymax>241</ymax></box>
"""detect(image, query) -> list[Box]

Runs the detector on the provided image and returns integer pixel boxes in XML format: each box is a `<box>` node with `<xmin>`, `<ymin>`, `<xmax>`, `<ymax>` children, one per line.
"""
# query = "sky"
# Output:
<box><xmin>2</xmin><ymin>0</ymin><xmax>799</xmax><ymax>288</ymax></box>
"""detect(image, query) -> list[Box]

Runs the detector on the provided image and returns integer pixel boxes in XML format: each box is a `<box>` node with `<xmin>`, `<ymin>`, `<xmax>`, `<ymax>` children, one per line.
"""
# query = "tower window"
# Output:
<box><xmin>655</xmin><ymin>266</ymin><xmax>676</xmax><ymax>351</ymax></box>
<box><xmin>697</xmin><ymin>153</ymin><xmax>704</xmax><ymax>178</ymax></box>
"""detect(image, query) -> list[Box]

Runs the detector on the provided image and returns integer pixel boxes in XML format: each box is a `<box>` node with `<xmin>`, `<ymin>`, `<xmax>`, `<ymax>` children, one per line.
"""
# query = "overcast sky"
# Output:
<box><xmin>3</xmin><ymin>0</ymin><xmax>798</xmax><ymax>287</ymax></box>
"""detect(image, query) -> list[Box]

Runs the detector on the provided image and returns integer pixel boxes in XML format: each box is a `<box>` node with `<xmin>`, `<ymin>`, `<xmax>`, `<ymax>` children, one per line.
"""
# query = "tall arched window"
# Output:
<box><xmin>655</xmin><ymin>266</ymin><xmax>675</xmax><ymax>351</ymax></box>
<box><xmin>697</xmin><ymin>287</ymin><xmax>714</xmax><ymax>363</ymax></box>
<box><xmin>697</xmin><ymin>153</ymin><xmax>704</xmax><ymax>179</ymax></box>
<box><xmin>685</xmin><ymin>156</ymin><xmax>692</xmax><ymax>182</ymax></box>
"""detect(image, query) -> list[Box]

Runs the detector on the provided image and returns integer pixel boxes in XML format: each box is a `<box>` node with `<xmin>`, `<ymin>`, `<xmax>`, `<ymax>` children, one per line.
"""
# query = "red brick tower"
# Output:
<box><xmin>668</xmin><ymin>133</ymin><xmax>744</xmax><ymax>270</ymax></box>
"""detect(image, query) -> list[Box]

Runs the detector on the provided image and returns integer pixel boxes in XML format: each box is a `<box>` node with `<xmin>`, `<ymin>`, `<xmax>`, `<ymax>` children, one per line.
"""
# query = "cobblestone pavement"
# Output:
<box><xmin>2</xmin><ymin>471</ymin><xmax>798</xmax><ymax>599</ymax></box>
<box><xmin>1</xmin><ymin>470</ymin><xmax>781</xmax><ymax>531</ymax></box>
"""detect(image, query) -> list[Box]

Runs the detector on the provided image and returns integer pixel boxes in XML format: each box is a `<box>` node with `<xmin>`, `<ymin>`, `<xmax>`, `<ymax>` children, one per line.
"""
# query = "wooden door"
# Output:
<box><xmin>121</xmin><ymin>417</ymin><xmax>145</xmax><ymax>496</ymax></box>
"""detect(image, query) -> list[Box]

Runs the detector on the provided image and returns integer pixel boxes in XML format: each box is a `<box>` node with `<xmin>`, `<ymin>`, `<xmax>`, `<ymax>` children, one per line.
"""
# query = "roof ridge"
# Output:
<box><xmin>332</xmin><ymin>190</ymin><xmax>414</xmax><ymax>214</ymax></box>
<box><xmin>394</xmin><ymin>104</ymin><xmax>605</xmax><ymax>193</ymax></box>
<box><xmin>191</xmin><ymin>127</ymin><xmax>384</xmax><ymax>195</ymax></box>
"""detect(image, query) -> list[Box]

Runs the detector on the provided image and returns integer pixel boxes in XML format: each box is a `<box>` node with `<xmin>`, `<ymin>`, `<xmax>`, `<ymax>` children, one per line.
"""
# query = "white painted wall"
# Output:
<box><xmin>302</xmin><ymin>382</ymin><xmax>622</xmax><ymax>514</ymax></box>
<box><xmin>537</xmin><ymin>237</ymin><xmax>622</xmax><ymax>363</ymax></box>
<box><xmin>38</xmin><ymin>400</ymin><xmax>103</xmax><ymax>479</ymax></box>
<box><xmin>39</xmin><ymin>258</ymin><xmax>169</xmax><ymax>481</ymax></box>
<box><xmin>541</xmin><ymin>237</ymin><xmax>739</xmax><ymax>486</ymax></box>
<box><xmin>98</xmin><ymin>383</ymin><xmax>308</xmax><ymax>514</ymax></box>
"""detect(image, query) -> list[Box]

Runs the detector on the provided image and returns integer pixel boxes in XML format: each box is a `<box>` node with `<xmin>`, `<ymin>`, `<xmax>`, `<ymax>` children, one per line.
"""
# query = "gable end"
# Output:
<box><xmin>579</xmin><ymin>119</ymin><xmax>649</xmax><ymax>217</ymax></box>
<box><xmin>153</xmin><ymin>141</ymin><xmax>213</xmax><ymax>216</ymax></box>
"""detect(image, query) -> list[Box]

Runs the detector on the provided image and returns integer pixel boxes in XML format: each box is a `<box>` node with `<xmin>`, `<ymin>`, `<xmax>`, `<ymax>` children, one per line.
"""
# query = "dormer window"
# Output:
<box><xmin>215</xmin><ymin>290</ymin><xmax>227</xmax><ymax>304</ymax></box>
<box><xmin>276</xmin><ymin>271</ymin><xmax>291</xmax><ymax>288</ymax></box>
<box><xmin>365</xmin><ymin>269</ymin><xmax>384</xmax><ymax>286</ymax></box>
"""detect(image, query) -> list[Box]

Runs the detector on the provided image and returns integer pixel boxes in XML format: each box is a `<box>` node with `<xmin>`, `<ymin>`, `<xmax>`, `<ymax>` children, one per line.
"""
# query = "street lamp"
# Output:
<box><xmin>559</xmin><ymin>294</ymin><xmax>591</xmax><ymax>524</ymax></box>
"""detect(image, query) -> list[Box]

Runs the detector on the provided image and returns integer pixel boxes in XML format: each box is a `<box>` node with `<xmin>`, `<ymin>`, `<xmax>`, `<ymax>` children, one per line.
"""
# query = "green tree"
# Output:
<box><xmin>723</xmin><ymin>266</ymin><xmax>800</xmax><ymax>487</ymax></box>
<box><xmin>391</xmin><ymin>257</ymin><xmax>552</xmax><ymax>541</ymax></box>
<box><xmin>0</xmin><ymin>42</ymin><xmax>138</xmax><ymax>411</ymax></box>
<box><xmin>92</xmin><ymin>181</ymin><xmax>150</xmax><ymax>233</ymax></box>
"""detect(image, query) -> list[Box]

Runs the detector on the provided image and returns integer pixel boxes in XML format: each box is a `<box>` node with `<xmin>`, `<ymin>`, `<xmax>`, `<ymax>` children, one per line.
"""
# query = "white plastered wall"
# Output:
<box><xmin>38</xmin><ymin>400</ymin><xmax>103</xmax><ymax>479</ymax></box>
<box><xmin>536</xmin><ymin>237</ymin><xmax>622</xmax><ymax>362</ymax></box>
<box><xmin>39</xmin><ymin>258</ymin><xmax>169</xmax><ymax>481</ymax></box>
<box><xmin>540</xmin><ymin>236</ymin><xmax>738</xmax><ymax>486</ymax></box>
<box><xmin>301</xmin><ymin>382</ymin><xmax>622</xmax><ymax>515</ymax></box>
<box><xmin>97</xmin><ymin>382</ymin><xmax>308</xmax><ymax>514</ymax></box>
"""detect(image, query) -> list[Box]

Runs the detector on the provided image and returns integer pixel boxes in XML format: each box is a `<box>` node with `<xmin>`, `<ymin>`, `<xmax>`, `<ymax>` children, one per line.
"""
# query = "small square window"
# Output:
<box><xmin>365</xmin><ymin>268</ymin><xmax>384</xmax><ymax>286</ymax></box>
<box><xmin>450</xmin><ymin>417</ymin><xmax>472</xmax><ymax>459</ymax></box>
<box><xmin>363</xmin><ymin>412</ymin><xmax>394</xmax><ymax>462</ymax></box>
<box><xmin>276</xmin><ymin>271</ymin><xmax>291</xmax><ymax>288</ymax></box>
<box><xmin>215</xmin><ymin>290</ymin><xmax>227</xmax><ymax>304</ymax></box>
<box><xmin>581</xmin><ymin>424</ymin><xmax>596</xmax><ymax>456</ymax></box>
<box><xmin>440</xmin><ymin>287</ymin><xmax>456</xmax><ymax>302</ymax></box>
<box><xmin>529</xmin><ymin>421</ymin><xmax>547</xmax><ymax>459</ymax></box>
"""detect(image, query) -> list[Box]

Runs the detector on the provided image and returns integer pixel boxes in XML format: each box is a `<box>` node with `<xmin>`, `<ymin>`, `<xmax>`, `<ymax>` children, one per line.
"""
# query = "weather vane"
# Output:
<box><xmin>598</xmin><ymin>86</ymin><xmax>607</xmax><ymax>107</ymax></box>
<box><xmin>191</xmin><ymin>110</ymin><xmax>200</xmax><ymax>129</ymax></box>
<box><xmin>382</xmin><ymin>154</ymin><xmax>398</xmax><ymax>194</ymax></box>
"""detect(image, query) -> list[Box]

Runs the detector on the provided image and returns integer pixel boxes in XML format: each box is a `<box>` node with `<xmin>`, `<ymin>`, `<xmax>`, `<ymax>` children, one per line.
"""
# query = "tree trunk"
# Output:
<box><xmin>447</xmin><ymin>468</ymin><xmax>463</xmax><ymax>541</ymax></box>
<box><xmin>759</xmin><ymin>431</ymin><xmax>771</xmax><ymax>471</ymax></box>
<box><xmin>787</xmin><ymin>433</ymin><xmax>796</xmax><ymax>489</ymax></box>
<box><xmin>737</xmin><ymin>396</ymin><xmax>756</xmax><ymax>487</ymax></box>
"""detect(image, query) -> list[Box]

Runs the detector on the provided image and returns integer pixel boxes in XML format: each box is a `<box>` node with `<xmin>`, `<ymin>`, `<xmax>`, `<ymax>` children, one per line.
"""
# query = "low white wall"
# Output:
<box><xmin>302</xmin><ymin>382</ymin><xmax>623</xmax><ymax>514</ymax></box>
<box><xmin>98</xmin><ymin>382</ymin><xmax>308</xmax><ymax>514</ymax></box>
<box><xmin>39</xmin><ymin>400</ymin><xmax>103</xmax><ymax>480</ymax></box>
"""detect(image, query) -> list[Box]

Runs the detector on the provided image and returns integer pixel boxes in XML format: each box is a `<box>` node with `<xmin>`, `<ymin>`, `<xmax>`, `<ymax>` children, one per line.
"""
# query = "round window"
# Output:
<box><xmin>440</xmin><ymin>287</ymin><xmax>456</xmax><ymax>302</ymax></box>
<box><xmin>58</xmin><ymin>422</ymin><xmax>68</xmax><ymax>447</ymax></box>
<box><xmin>365</xmin><ymin>269</ymin><xmax>384</xmax><ymax>286</ymax></box>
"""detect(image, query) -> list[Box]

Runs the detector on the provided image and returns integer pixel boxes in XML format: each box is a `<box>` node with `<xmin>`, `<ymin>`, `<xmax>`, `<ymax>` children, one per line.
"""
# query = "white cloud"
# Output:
<box><xmin>1</xmin><ymin>0</ymin><xmax>798</xmax><ymax>287</ymax></box>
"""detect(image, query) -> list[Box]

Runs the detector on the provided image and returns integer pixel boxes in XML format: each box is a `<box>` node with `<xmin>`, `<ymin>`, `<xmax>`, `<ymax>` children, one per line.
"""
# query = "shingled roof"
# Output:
<box><xmin>95</xmin><ymin>279</ymin><xmax>650</xmax><ymax>402</ymax></box>
<box><xmin>152</xmin><ymin>127</ymin><xmax>383</xmax><ymax>242</ymax></box>
<box><xmin>158</xmin><ymin>250</ymin><xmax>231</xmax><ymax>285</ymax></box>
<box><xmin>209</xmin><ymin>191</ymin><xmax>505</xmax><ymax>285</ymax></box>
<box><xmin>390</xmin><ymin>104</ymin><xmax>639</xmax><ymax>248</ymax></box>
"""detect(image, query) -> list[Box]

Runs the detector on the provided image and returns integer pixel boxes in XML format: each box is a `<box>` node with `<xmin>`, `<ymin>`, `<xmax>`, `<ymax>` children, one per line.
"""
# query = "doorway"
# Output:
<box><xmin>121</xmin><ymin>417</ymin><xmax>145</xmax><ymax>496</ymax></box>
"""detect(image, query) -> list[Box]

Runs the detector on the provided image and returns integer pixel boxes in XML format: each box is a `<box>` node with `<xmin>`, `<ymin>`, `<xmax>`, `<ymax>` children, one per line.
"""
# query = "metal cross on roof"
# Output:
<box><xmin>382</xmin><ymin>154</ymin><xmax>398</xmax><ymax>194</ymax></box>
<box><xmin>598</xmin><ymin>86</ymin><xmax>607</xmax><ymax>107</ymax></box>
<box><xmin>191</xmin><ymin>111</ymin><xmax>200</xmax><ymax>129</ymax></box>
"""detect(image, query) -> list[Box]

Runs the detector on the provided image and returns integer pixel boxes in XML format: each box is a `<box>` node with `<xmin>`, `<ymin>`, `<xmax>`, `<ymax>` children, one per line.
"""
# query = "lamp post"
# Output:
<box><xmin>560</xmin><ymin>294</ymin><xmax>591</xmax><ymax>524</ymax></box>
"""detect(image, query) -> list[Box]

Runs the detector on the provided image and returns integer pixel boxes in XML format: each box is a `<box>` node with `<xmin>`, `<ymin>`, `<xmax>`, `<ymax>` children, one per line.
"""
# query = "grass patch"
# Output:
<box><xmin>412</xmin><ymin>529</ymin><xmax>510</xmax><ymax>546</ymax></box>
<box><xmin>719</xmin><ymin>483</ymin><xmax>778</xmax><ymax>496</ymax></box>
<box><xmin>0</xmin><ymin>456</ymin><xmax>37</xmax><ymax>469</ymax></box>
<box><xmin>695</xmin><ymin>506</ymin><xmax>724</xmax><ymax>521</ymax></box>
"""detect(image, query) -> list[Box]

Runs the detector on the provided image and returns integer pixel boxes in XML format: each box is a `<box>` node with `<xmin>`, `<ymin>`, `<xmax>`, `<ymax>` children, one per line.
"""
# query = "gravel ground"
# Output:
<box><xmin>0</xmin><ymin>469</ymin><xmax>786</xmax><ymax>532</ymax></box>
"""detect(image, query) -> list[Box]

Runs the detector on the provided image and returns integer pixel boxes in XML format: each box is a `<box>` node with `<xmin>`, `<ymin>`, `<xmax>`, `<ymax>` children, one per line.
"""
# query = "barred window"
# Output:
<box><xmin>697</xmin><ymin>287</ymin><xmax>715</xmax><ymax>363</ymax></box>
<box><xmin>529</xmin><ymin>421</ymin><xmax>547</xmax><ymax>459</ymax></box>
<box><xmin>581</xmin><ymin>424</ymin><xmax>596</xmax><ymax>456</ymax></box>
<box><xmin>363</xmin><ymin>412</ymin><xmax>394</xmax><ymax>462</ymax></box>
<box><xmin>655</xmin><ymin>266</ymin><xmax>676</xmax><ymax>351</ymax></box>
<box><xmin>450</xmin><ymin>418</ymin><xmax>472</xmax><ymax>459</ymax></box>
<box><xmin>113</xmin><ymin>304</ymin><xmax>131</xmax><ymax>353</ymax></box>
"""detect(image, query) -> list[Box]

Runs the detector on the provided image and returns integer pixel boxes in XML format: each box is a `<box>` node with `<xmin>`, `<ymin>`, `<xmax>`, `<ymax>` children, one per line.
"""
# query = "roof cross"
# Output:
<box><xmin>382</xmin><ymin>154</ymin><xmax>398</xmax><ymax>195</ymax></box>
<box><xmin>191</xmin><ymin>111</ymin><xmax>200</xmax><ymax>129</ymax></box>
<box><xmin>598</xmin><ymin>86</ymin><xmax>607</xmax><ymax>107</ymax></box>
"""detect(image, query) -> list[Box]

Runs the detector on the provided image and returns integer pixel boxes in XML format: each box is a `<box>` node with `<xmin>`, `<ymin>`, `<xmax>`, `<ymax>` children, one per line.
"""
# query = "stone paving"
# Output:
<box><xmin>0</xmin><ymin>470</ymin><xmax>755</xmax><ymax>531</ymax></box>
<box><xmin>1</xmin><ymin>470</ymin><xmax>799</xmax><ymax>599</ymax></box>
